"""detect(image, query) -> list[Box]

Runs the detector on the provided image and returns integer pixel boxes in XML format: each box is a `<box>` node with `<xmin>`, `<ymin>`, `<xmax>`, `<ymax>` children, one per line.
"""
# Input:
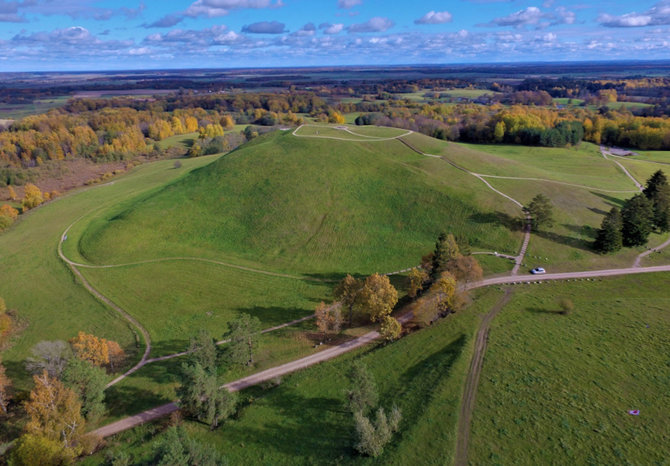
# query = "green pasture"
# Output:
<box><xmin>76</xmin><ymin>130</ymin><xmax>520</xmax><ymax>275</ymax></box>
<box><xmin>470</xmin><ymin>275</ymin><xmax>670</xmax><ymax>465</ymax></box>
<box><xmin>0</xmin><ymin>96</ymin><xmax>69</xmax><ymax>120</ymax></box>
<box><xmin>156</xmin><ymin>132</ymin><xmax>197</xmax><ymax>150</ymax></box>
<box><xmin>84</xmin><ymin>287</ymin><xmax>505</xmax><ymax>465</ymax></box>
<box><xmin>79</xmin><ymin>260</ymin><xmax>331</xmax><ymax>356</ymax></box>
<box><xmin>0</xmin><ymin>154</ymin><xmax>220</xmax><ymax>390</ymax></box>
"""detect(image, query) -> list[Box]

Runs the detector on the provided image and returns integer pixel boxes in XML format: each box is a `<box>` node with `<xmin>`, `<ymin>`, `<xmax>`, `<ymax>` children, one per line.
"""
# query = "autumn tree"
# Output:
<box><xmin>62</xmin><ymin>358</ymin><xmax>107</xmax><ymax>422</ymax></box>
<box><xmin>25</xmin><ymin>340</ymin><xmax>72</xmax><ymax>378</ymax></box>
<box><xmin>22</xmin><ymin>183</ymin><xmax>43</xmax><ymax>210</ymax></box>
<box><xmin>0</xmin><ymin>204</ymin><xmax>18</xmax><ymax>220</ymax></box>
<box><xmin>8</xmin><ymin>185</ymin><xmax>17</xmax><ymax>200</ymax></box>
<box><xmin>24</xmin><ymin>371</ymin><xmax>86</xmax><ymax>456</ymax></box>
<box><xmin>0</xmin><ymin>357</ymin><xmax>11</xmax><ymax>414</ymax></box>
<box><xmin>379</xmin><ymin>315</ymin><xmax>402</xmax><ymax>342</ymax></box>
<box><xmin>430</xmin><ymin>272</ymin><xmax>457</xmax><ymax>314</ymax></box>
<box><xmin>315</xmin><ymin>302</ymin><xmax>343</xmax><ymax>342</ymax></box>
<box><xmin>621</xmin><ymin>194</ymin><xmax>654</xmax><ymax>246</ymax></box>
<box><xmin>176</xmin><ymin>362</ymin><xmax>237</xmax><ymax>430</ymax></box>
<box><xmin>106</xmin><ymin>340</ymin><xmax>126</xmax><ymax>372</ymax></box>
<box><xmin>347</xmin><ymin>360</ymin><xmax>378</xmax><ymax>414</ymax></box>
<box><xmin>334</xmin><ymin>274</ymin><xmax>363</xmax><ymax>326</ymax></box>
<box><xmin>407</xmin><ymin>267</ymin><xmax>429</xmax><ymax>298</ymax></box>
<box><xmin>356</xmin><ymin>274</ymin><xmax>398</xmax><ymax>323</ymax></box>
<box><xmin>226</xmin><ymin>313</ymin><xmax>261</xmax><ymax>366</ymax></box>
<box><xmin>449</xmin><ymin>255</ymin><xmax>483</xmax><ymax>283</ymax></box>
<box><xmin>594</xmin><ymin>207</ymin><xmax>623</xmax><ymax>253</ymax></box>
<box><xmin>10</xmin><ymin>434</ymin><xmax>71</xmax><ymax>466</ymax></box>
<box><xmin>70</xmin><ymin>332</ymin><xmax>109</xmax><ymax>367</ymax></box>
<box><xmin>525</xmin><ymin>194</ymin><xmax>554</xmax><ymax>231</ymax></box>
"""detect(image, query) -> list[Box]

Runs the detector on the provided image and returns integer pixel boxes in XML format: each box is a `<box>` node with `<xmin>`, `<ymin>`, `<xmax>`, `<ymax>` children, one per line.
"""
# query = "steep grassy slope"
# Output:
<box><xmin>78</xmin><ymin>130</ymin><xmax>520</xmax><ymax>275</ymax></box>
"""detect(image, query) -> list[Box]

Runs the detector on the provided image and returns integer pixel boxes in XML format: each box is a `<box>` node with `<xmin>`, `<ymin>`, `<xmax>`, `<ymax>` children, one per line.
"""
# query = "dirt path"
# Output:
<box><xmin>600</xmin><ymin>145</ymin><xmax>644</xmax><ymax>192</ymax></box>
<box><xmin>633</xmin><ymin>235</ymin><xmax>670</xmax><ymax>267</ymax></box>
<box><xmin>292</xmin><ymin>124</ymin><xmax>413</xmax><ymax>142</ymax></box>
<box><xmin>455</xmin><ymin>288</ymin><xmax>515</xmax><ymax>466</ymax></box>
<box><xmin>476</xmin><ymin>174</ymin><xmax>639</xmax><ymax>194</ymax></box>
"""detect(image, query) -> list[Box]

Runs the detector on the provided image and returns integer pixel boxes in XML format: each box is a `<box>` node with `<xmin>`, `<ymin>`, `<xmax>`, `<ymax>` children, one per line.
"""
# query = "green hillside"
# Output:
<box><xmin>78</xmin><ymin>130</ymin><xmax>520</xmax><ymax>276</ymax></box>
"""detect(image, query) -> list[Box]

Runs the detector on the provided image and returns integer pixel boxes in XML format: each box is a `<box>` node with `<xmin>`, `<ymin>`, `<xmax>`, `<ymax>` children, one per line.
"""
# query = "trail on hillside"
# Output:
<box><xmin>292</xmin><ymin>124</ymin><xmax>413</xmax><ymax>142</ymax></box>
<box><xmin>600</xmin><ymin>145</ymin><xmax>644</xmax><ymax>191</ymax></box>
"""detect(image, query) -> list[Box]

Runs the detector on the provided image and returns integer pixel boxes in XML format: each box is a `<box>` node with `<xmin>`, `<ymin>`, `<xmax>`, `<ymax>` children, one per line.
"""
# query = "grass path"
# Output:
<box><xmin>600</xmin><ymin>145</ymin><xmax>644</xmax><ymax>191</ymax></box>
<box><xmin>454</xmin><ymin>288</ymin><xmax>515</xmax><ymax>466</ymax></box>
<box><xmin>292</xmin><ymin>124</ymin><xmax>413</xmax><ymax>141</ymax></box>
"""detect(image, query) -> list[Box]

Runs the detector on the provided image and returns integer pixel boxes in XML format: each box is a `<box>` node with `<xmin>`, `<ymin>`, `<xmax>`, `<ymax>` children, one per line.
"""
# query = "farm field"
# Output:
<box><xmin>83</xmin><ymin>287</ymin><xmax>506</xmax><ymax>465</ymax></box>
<box><xmin>75</xmin><ymin>129</ymin><xmax>521</xmax><ymax>276</ymax></box>
<box><xmin>0</xmin><ymin>96</ymin><xmax>69</xmax><ymax>119</ymax></box>
<box><xmin>470</xmin><ymin>274</ymin><xmax>670</xmax><ymax>465</ymax></box>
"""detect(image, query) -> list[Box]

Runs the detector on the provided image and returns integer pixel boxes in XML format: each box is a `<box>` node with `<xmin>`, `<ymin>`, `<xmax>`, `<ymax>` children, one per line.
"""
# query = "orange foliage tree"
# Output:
<box><xmin>106</xmin><ymin>340</ymin><xmax>126</xmax><ymax>371</ymax></box>
<box><xmin>22</xmin><ymin>183</ymin><xmax>43</xmax><ymax>210</ymax></box>
<box><xmin>69</xmin><ymin>332</ymin><xmax>109</xmax><ymax>367</ymax></box>
<box><xmin>1</xmin><ymin>204</ymin><xmax>19</xmax><ymax>220</ymax></box>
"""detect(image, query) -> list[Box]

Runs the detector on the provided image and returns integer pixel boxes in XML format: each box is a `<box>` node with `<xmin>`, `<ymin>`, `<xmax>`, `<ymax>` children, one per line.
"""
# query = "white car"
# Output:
<box><xmin>530</xmin><ymin>267</ymin><xmax>546</xmax><ymax>274</ymax></box>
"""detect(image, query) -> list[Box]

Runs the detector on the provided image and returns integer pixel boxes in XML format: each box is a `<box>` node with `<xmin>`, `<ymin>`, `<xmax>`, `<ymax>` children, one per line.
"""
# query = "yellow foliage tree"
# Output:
<box><xmin>357</xmin><ymin>273</ymin><xmax>398</xmax><ymax>323</ymax></box>
<box><xmin>22</xmin><ymin>183</ymin><xmax>43</xmax><ymax>210</ymax></box>
<box><xmin>329</xmin><ymin>111</ymin><xmax>346</xmax><ymax>124</ymax></box>
<box><xmin>185</xmin><ymin>116</ymin><xmax>199</xmax><ymax>132</ymax></box>
<box><xmin>407</xmin><ymin>267</ymin><xmax>429</xmax><ymax>298</ymax></box>
<box><xmin>315</xmin><ymin>302</ymin><xmax>343</xmax><ymax>342</ymax></box>
<box><xmin>7</xmin><ymin>185</ymin><xmax>17</xmax><ymax>200</ymax></box>
<box><xmin>221</xmin><ymin>115</ymin><xmax>235</xmax><ymax>129</ymax></box>
<box><xmin>25</xmin><ymin>371</ymin><xmax>85</xmax><ymax>454</ymax></box>
<box><xmin>11</xmin><ymin>433</ymin><xmax>73</xmax><ymax>466</ymax></box>
<box><xmin>379</xmin><ymin>315</ymin><xmax>402</xmax><ymax>341</ymax></box>
<box><xmin>69</xmin><ymin>332</ymin><xmax>109</xmax><ymax>367</ymax></box>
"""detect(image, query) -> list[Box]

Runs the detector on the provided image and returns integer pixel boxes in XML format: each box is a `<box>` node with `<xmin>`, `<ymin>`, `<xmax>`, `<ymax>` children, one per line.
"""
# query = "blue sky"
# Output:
<box><xmin>0</xmin><ymin>0</ymin><xmax>669</xmax><ymax>71</ymax></box>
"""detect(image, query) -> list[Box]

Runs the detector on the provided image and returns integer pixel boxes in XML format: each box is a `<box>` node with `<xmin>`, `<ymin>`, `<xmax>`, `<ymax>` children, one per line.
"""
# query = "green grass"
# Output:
<box><xmin>156</xmin><ymin>132</ymin><xmax>197</xmax><ymax>150</ymax></box>
<box><xmin>474</xmin><ymin>254</ymin><xmax>516</xmax><ymax>276</ymax></box>
<box><xmin>76</xmin><ymin>130</ymin><xmax>520</xmax><ymax>275</ymax></box>
<box><xmin>0</xmin><ymin>154</ymin><xmax>220</xmax><ymax>390</ymax></box>
<box><xmin>470</xmin><ymin>275</ymin><xmax>670</xmax><ymax>465</ymax></box>
<box><xmin>443</xmin><ymin>89</ymin><xmax>496</xmax><ymax>99</ymax></box>
<box><xmin>84</xmin><ymin>287</ymin><xmax>505</xmax><ymax>465</ymax></box>
<box><xmin>294</xmin><ymin>124</ymin><xmax>409</xmax><ymax>140</ymax></box>
<box><xmin>79</xmin><ymin>260</ymin><xmax>331</xmax><ymax>356</ymax></box>
<box><xmin>553</xmin><ymin>98</ymin><xmax>585</xmax><ymax>106</ymax></box>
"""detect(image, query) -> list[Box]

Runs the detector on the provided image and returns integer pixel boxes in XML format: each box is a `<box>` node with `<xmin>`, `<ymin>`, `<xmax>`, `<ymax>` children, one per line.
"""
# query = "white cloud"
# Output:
<box><xmin>348</xmin><ymin>16</ymin><xmax>394</xmax><ymax>33</ymax></box>
<box><xmin>320</xmin><ymin>22</ymin><xmax>344</xmax><ymax>34</ymax></box>
<box><xmin>415</xmin><ymin>11</ymin><xmax>453</xmax><ymax>25</ymax></box>
<box><xmin>489</xmin><ymin>7</ymin><xmax>543</xmax><ymax>27</ymax></box>
<box><xmin>337</xmin><ymin>0</ymin><xmax>362</xmax><ymax>9</ymax></box>
<box><xmin>598</xmin><ymin>1</ymin><xmax>670</xmax><ymax>27</ymax></box>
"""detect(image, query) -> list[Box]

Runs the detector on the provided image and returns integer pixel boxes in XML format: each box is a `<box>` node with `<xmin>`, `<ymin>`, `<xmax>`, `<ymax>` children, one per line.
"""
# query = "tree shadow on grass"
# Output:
<box><xmin>526</xmin><ymin>307</ymin><xmax>563</xmax><ymax>315</ymax></box>
<box><xmin>588</xmin><ymin>207</ymin><xmax>609</xmax><ymax>216</ymax></box>
<box><xmin>470</xmin><ymin>211</ymin><xmax>525</xmax><ymax>232</ymax></box>
<box><xmin>104</xmin><ymin>383</ymin><xmax>175</xmax><ymax>420</ymax></box>
<box><xmin>534</xmin><ymin>229</ymin><xmax>594</xmax><ymax>252</ymax></box>
<box><xmin>562</xmin><ymin>223</ymin><xmax>598</xmax><ymax>240</ymax></box>
<box><xmin>591</xmin><ymin>191</ymin><xmax>627</xmax><ymax>208</ymax></box>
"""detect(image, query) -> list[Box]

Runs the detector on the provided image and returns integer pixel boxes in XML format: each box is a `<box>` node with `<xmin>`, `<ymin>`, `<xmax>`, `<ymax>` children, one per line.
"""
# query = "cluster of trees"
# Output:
<box><xmin>5</xmin><ymin>331</ymin><xmax>125</xmax><ymax>463</ymax></box>
<box><xmin>595</xmin><ymin>170</ymin><xmax>670</xmax><ymax>252</ymax></box>
<box><xmin>0</xmin><ymin>183</ymin><xmax>60</xmax><ymax>232</ymax></box>
<box><xmin>347</xmin><ymin>361</ymin><xmax>402</xmax><ymax>458</ymax></box>
<box><xmin>176</xmin><ymin>313</ymin><xmax>262</xmax><ymax>430</ymax></box>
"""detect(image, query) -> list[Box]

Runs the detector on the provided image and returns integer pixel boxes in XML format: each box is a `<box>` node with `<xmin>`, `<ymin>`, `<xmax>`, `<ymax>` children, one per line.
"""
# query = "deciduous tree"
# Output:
<box><xmin>353</xmin><ymin>406</ymin><xmax>402</xmax><ymax>458</ymax></box>
<box><xmin>356</xmin><ymin>274</ymin><xmax>398</xmax><ymax>323</ymax></box>
<box><xmin>25</xmin><ymin>340</ymin><xmax>72</xmax><ymax>378</ymax></box>
<box><xmin>70</xmin><ymin>332</ymin><xmax>109</xmax><ymax>367</ymax></box>
<box><xmin>334</xmin><ymin>274</ymin><xmax>363</xmax><ymax>326</ymax></box>
<box><xmin>226</xmin><ymin>313</ymin><xmax>261</xmax><ymax>366</ymax></box>
<box><xmin>379</xmin><ymin>315</ymin><xmax>401</xmax><ymax>342</ymax></box>
<box><xmin>176</xmin><ymin>363</ymin><xmax>237</xmax><ymax>430</ymax></box>
<box><xmin>449</xmin><ymin>255</ymin><xmax>483</xmax><ymax>283</ymax></box>
<box><xmin>407</xmin><ymin>267</ymin><xmax>428</xmax><ymax>298</ymax></box>
<box><xmin>188</xmin><ymin>329</ymin><xmax>218</xmax><ymax>374</ymax></box>
<box><xmin>0</xmin><ymin>204</ymin><xmax>18</xmax><ymax>220</ymax></box>
<box><xmin>25</xmin><ymin>371</ymin><xmax>85</xmax><ymax>454</ymax></box>
<box><xmin>22</xmin><ymin>183</ymin><xmax>43</xmax><ymax>210</ymax></box>
<box><xmin>11</xmin><ymin>434</ymin><xmax>73</xmax><ymax>466</ymax></box>
<box><xmin>62</xmin><ymin>358</ymin><xmax>106</xmax><ymax>422</ymax></box>
<box><xmin>106</xmin><ymin>340</ymin><xmax>126</xmax><ymax>372</ymax></box>
<box><xmin>315</xmin><ymin>302</ymin><xmax>342</xmax><ymax>342</ymax></box>
<box><xmin>346</xmin><ymin>360</ymin><xmax>377</xmax><ymax>414</ymax></box>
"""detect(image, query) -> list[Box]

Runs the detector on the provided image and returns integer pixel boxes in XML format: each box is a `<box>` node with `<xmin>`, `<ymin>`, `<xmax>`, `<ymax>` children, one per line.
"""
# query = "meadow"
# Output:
<box><xmin>83</xmin><ymin>287</ymin><xmax>506</xmax><ymax>465</ymax></box>
<box><xmin>470</xmin><ymin>275</ymin><xmax>670</xmax><ymax>465</ymax></box>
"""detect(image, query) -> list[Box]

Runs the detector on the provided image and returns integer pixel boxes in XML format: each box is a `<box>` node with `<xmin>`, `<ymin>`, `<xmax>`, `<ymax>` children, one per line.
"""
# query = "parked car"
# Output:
<box><xmin>530</xmin><ymin>267</ymin><xmax>546</xmax><ymax>274</ymax></box>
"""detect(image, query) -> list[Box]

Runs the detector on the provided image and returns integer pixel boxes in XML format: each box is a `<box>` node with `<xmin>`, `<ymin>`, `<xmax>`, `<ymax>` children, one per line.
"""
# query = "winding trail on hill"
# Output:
<box><xmin>292</xmin><ymin>124</ymin><xmax>413</xmax><ymax>142</ymax></box>
<box><xmin>634</xmin><ymin>236</ymin><xmax>670</xmax><ymax>268</ymax></box>
<box><xmin>600</xmin><ymin>145</ymin><xmax>644</xmax><ymax>192</ymax></box>
<box><xmin>476</xmin><ymin>174</ymin><xmax>639</xmax><ymax>194</ymax></box>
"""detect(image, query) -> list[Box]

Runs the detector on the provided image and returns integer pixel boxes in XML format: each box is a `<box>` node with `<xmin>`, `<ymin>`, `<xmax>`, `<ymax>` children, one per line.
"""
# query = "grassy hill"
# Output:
<box><xmin>77</xmin><ymin>130</ymin><xmax>520</xmax><ymax>276</ymax></box>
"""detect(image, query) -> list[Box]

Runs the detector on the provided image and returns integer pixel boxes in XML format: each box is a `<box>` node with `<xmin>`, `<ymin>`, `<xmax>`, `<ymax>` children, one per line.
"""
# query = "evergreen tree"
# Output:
<box><xmin>432</xmin><ymin>233</ymin><xmax>460</xmax><ymax>277</ymax></box>
<box><xmin>621</xmin><ymin>194</ymin><xmax>654</xmax><ymax>246</ymax></box>
<box><xmin>525</xmin><ymin>194</ymin><xmax>554</xmax><ymax>231</ymax></box>
<box><xmin>594</xmin><ymin>207</ymin><xmax>623</xmax><ymax>253</ymax></box>
<box><xmin>643</xmin><ymin>170</ymin><xmax>670</xmax><ymax>232</ymax></box>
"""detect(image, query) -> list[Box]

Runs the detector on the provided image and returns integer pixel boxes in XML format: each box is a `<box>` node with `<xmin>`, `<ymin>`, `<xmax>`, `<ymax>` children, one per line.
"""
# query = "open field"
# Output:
<box><xmin>0</xmin><ymin>154</ymin><xmax>220</xmax><ymax>389</ymax></box>
<box><xmin>83</xmin><ymin>287</ymin><xmax>505</xmax><ymax>465</ymax></box>
<box><xmin>76</xmin><ymin>130</ymin><xmax>521</xmax><ymax>275</ymax></box>
<box><xmin>0</xmin><ymin>96</ymin><xmax>69</xmax><ymax>119</ymax></box>
<box><xmin>156</xmin><ymin>132</ymin><xmax>197</xmax><ymax>150</ymax></box>
<box><xmin>470</xmin><ymin>274</ymin><xmax>670</xmax><ymax>465</ymax></box>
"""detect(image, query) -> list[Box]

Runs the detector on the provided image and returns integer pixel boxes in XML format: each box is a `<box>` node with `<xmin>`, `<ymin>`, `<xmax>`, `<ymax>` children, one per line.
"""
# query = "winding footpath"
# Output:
<box><xmin>600</xmin><ymin>145</ymin><xmax>644</xmax><ymax>192</ymax></box>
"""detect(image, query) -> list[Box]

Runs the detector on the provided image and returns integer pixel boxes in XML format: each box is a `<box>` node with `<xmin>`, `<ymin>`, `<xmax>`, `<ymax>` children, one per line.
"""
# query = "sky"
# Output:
<box><xmin>0</xmin><ymin>0</ymin><xmax>669</xmax><ymax>71</ymax></box>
